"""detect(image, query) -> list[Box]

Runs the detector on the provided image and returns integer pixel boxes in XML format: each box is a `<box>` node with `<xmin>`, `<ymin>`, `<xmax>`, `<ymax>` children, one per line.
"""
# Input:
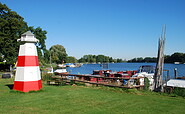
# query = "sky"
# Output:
<box><xmin>1</xmin><ymin>0</ymin><xmax>185</xmax><ymax>59</ymax></box>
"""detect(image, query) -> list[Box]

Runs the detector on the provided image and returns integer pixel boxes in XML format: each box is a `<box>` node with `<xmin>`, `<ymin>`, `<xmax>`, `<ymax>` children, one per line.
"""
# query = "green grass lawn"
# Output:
<box><xmin>0</xmin><ymin>78</ymin><xmax>185</xmax><ymax>114</ymax></box>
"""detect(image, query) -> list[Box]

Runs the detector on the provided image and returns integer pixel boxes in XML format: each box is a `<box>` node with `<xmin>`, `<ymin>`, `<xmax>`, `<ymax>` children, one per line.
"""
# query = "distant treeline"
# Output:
<box><xmin>78</xmin><ymin>52</ymin><xmax>185</xmax><ymax>64</ymax></box>
<box><xmin>127</xmin><ymin>52</ymin><xmax>185</xmax><ymax>63</ymax></box>
<box><xmin>164</xmin><ymin>52</ymin><xmax>185</xmax><ymax>63</ymax></box>
<box><xmin>127</xmin><ymin>57</ymin><xmax>157</xmax><ymax>63</ymax></box>
<box><xmin>78</xmin><ymin>55</ymin><xmax>125</xmax><ymax>63</ymax></box>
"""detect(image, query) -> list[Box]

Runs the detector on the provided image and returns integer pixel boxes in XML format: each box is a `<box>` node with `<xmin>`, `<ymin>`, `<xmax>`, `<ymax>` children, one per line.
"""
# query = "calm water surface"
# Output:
<box><xmin>66</xmin><ymin>63</ymin><xmax>185</xmax><ymax>79</ymax></box>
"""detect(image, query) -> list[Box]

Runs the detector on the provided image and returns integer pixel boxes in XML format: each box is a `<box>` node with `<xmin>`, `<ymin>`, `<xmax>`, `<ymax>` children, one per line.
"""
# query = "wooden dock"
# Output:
<box><xmin>50</xmin><ymin>73</ymin><xmax>145</xmax><ymax>89</ymax></box>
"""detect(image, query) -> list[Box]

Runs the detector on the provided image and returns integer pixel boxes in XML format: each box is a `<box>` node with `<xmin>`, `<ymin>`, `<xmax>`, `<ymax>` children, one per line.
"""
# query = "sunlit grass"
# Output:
<box><xmin>0</xmin><ymin>78</ymin><xmax>185</xmax><ymax>114</ymax></box>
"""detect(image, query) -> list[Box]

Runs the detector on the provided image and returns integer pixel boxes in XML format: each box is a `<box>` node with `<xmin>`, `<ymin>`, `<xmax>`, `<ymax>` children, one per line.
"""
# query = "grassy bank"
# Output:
<box><xmin>0</xmin><ymin>78</ymin><xmax>185</xmax><ymax>114</ymax></box>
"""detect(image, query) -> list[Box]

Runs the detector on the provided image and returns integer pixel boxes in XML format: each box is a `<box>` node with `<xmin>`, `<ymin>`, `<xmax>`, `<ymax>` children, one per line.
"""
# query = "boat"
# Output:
<box><xmin>74</xmin><ymin>63</ymin><xmax>83</xmax><ymax>67</ymax></box>
<box><xmin>46</xmin><ymin>67</ymin><xmax>54</xmax><ymax>74</ymax></box>
<box><xmin>129</xmin><ymin>65</ymin><xmax>155</xmax><ymax>90</ymax></box>
<box><xmin>64</xmin><ymin>65</ymin><xmax>155</xmax><ymax>88</ymax></box>
<box><xmin>92</xmin><ymin>70</ymin><xmax>137</xmax><ymax>78</ymax></box>
<box><xmin>174</xmin><ymin>62</ymin><xmax>180</xmax><ymax>64</ymax></box>
<box><xmin>90</xmin><ymin>69</ymin><xmax>137</xmax><ymax>85</ymax></box>
<box><xmin>58</xmin><ymin>64</ymin><xmax>66</xmax><ymax>68</ymax></box>
<box><xmin>65</xmin><ymin>63</ymin><xmax>76</xmax><ymax>67</ymax></box>
<box><xmin>54</xmin><ymin>69</ymin><xmax>68</xmax><ymax>74</ymax></box>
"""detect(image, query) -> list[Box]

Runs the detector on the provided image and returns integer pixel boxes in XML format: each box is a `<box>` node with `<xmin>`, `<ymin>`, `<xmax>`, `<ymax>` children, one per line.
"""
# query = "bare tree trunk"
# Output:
<box><xmin>153</xmin><ymin>25</ymin><xmax>166</xmax><ymax>92</ymax></box>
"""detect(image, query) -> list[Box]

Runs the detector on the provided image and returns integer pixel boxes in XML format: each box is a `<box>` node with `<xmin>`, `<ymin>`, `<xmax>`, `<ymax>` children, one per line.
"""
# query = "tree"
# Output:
<box><xmin>88</xmin><ymin>55</ymin><xmax>96</xmax><ymax>63</ymax></box>
<box><xmin>66</xmin><ymin>56</ymin><xmax>77</xmax><ymax>63</ymax></box>
<box><xmin>144</xmin><ymin>57</ymin><xmax>157</xmax><ymax>63</ymax></box>
<box><xmin>0</xmin><ymin>3</ymin><xmax>48</xmax><ymax>65</ymax></box>
<box><xmin>78</xmin><ymin>54</ymin><xmax>124</xmax><ymax>63</ymax></box>
<box><xmin>49</xmin><ymin>44</ymin><xmax>67</xmax><ymax>64</ymax></box>
<box><xmin>28</xmin><ymin>26</ymin><xmax>47</xmax><ymax>59</ymax></box>
<box><xmin>0</xmin><ymin>53</ymin><xmax>4</xmax><ymax>62</ymax></box>
<box><xmin>78</xmin><ymin>57</ymin><xmax>86</xmax><ymax>63</ymax></box>
<box><xmin>109</xmin><ymin>57</ymin><xmax>113</xmax><ymax>63</ymax></box>
<box><xmin>116</xmin><ymin>58</ymin><xmax>123</xmax><ymax>63</ymax></box>
<box><xmin>128</xmin><ymin>57</ymin><xmax>157</xmax><ymax>63</ymax></box>
<box><xmin>43</xmin><ymin>50</ymin><xmax>50</xmax><ymax>64</ymax></box>
<box><xmin>78</xmin><ymin>55</ymin><xmax>96</xmax><ymax>63</ymax></box>
<box><xmin>164</xmin><ymin>55</ymin><xmax>171</xmax><ymax>63</ymax></box>
<box><xmin>96</xmin><ymin>55</ymin><xmax>106</xmax><ymax>63</ymax></box>
<box><xmin>170</xmin><ymin>52</ymin><xmax>184</xmax><ymax>63</ymax></box>
<box><xmin>127</xmin><ymin>57</ymin><xmax>144</xmax><ymax>62</ymax></box>
<box><xmin>0</xmin><ymin>3</ymin><xmax>28</xmax><ymax>64</ymax></box>
<box><xmin>164</xmin><ymin>53</ymin><xmax>185</xmax><ymax>63</ymax></box>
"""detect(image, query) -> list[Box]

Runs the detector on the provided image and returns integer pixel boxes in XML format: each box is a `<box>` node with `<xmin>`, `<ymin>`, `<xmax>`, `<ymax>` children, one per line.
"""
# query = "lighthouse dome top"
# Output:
<box><xmin>18</xmin><ymin>31</ymin><xmax>39</xmax><ymax>43</ymax></box>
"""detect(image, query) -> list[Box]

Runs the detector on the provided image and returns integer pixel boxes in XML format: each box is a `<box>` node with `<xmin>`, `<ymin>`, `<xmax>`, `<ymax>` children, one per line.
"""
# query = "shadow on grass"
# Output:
<box><xmin>9</xmin><ymin>88</ymin><xmax>45</xmax><ymax>94</ymax></box>
<box><xmin>5</xmin><ymin>84</ymin><xmax>14</xmax><ymax>90</ymax></box>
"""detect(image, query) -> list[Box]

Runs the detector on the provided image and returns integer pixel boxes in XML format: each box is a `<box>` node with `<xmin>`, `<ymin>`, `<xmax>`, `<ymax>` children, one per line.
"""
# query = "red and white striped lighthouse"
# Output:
<box><xmin>13</xmin><ymin>31</ymin><xmax>42</xmax><ymax>92</ymax></box>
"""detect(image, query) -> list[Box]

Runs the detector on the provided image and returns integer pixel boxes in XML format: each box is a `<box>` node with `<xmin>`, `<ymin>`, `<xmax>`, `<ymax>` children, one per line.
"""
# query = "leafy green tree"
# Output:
<box><xmin>79</xmin><ymin>55</ymin><xmax>96</xmax><ymax>63</ymax></box>
<box><xmin>49</xmin><ymin>44</ymin><xmax>67</xmax><ymax>64</ymax></box>
<box><xmin>109</xmin><ymin>57</ymin><xmax>113</xmax><ymax>63</ymax></box>
<box><xmin>164</xmin><ymin>53</ymin><xmax>185</xmax><ymax>63</ymax></box>
<box><xmin>116</xmin><ymin>58</ymin><xmax>123</xmax><ymax>63</ymax></box>
<box><xmin>78</xmin><ymin>54</ymin><xmax>124</xmax><ymax>63</ymax></box>
<box><xmin>96</xmin><ymin>55</ymin><xmax>105</xmax><ymax>63</ymax></box>
<box><xmin>183</xmin><ymin>54</ymin><xmax>185</xmax><ymax>63</ymax></box>
<box><xmin>103</xmin><ymin>56</ymin><xmax>109</xmax><ymax>63</ymax></box>
<box><xmin>0</xmin><ymin>3</ymin><xmax>28</xmax><ymax>64</ymax></box>
<box><xmin>170</xmin><ymin>52</ymin><xmax>184</xmax><ymax>63</ymax></box>
<box><xmin>28</xmin><ymin>26</ymin><xmax>47</xmax><ymax>59</ymax></box>
<box><xmin>128</xmin><ymin>58</ymin><xmax>136</xmax><ymax>62</ymax></box>
<box><xmin>88</xmin><ymin>55</ymin><xmax>96</xmax><ymax>63</ymax></box>
<box><xmin>144</xmin><ymin>57</ymin><xmax>157</xmax><ymax>63</ymax></box>
<box><xmin>137</xmin><ymin>57</ymin><xmax>144</xmax><ymax>62</ymax></box>
<box><xmin>83</xmin><ymin>55</ymin><xmax>90</xmax><ymax>62</ymax></box>
<box><xmin>78</xmin><ymin>57</ymin><xmax>86</xmax><ymax>63</ymax></box>
<box><xmin>164</xmin><ymin>55</ymin><xmax>171</xmax><ymax>63</ymax></box>
<box><xmin>0</xmin><ymin>53</ymin><xmax>3</xmax><ymax>62</ymax></box>
<box><xmin>43</xmin><ymin>50</ymin><xmax>50</xmax><ymax>63</ymax></box>
<box><xmin>128</xmin><ymin>57</ymin><xmax>157</xmax><ymax>63</ymax></box>
<box><xmin>0</xmin><ymin>3</ymin><xmax>48</xmax><ymax>65</ymax></box>
<box><xmin>113</xmin><ymin>59</ymin><xmax>117</xmax><ymax>63</ymax></box>
<box><xmin>66</xmin><ymin>56</ymin><xmax>77</xmax><ymax>63</ymax></box>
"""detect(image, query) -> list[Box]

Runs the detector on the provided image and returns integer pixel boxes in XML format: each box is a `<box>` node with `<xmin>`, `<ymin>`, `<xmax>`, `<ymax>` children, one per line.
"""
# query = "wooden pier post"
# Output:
<box><xmin>154</xmin><ymin>25</ymin><xmax>166</xmax><ymax>92</ymax></box>
<box><xmin>174</xmin><ymin>68</ymin><xmax>178</xmax><ymax>79</ymax></box>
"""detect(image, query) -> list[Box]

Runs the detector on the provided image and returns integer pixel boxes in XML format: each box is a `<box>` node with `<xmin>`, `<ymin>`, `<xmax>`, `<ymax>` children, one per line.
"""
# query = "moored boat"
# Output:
<box><xmin>130</xmin><ymin>65</ymin><xmax>155</xmax><ymax>90</ymax></box>
<box><xmin>90</xmin><ymin>69</ymin><xmax>137</xmax><ymax>84</ymax></box>
<box><xmin>54</xmin><ymin>69</ymin><xmax>68</xmax><ymax>74</ymax></box>
<box><xmin>65</xmin><ymin>63</ymin><xmax>76</xmax><ymax>67</ymax></box>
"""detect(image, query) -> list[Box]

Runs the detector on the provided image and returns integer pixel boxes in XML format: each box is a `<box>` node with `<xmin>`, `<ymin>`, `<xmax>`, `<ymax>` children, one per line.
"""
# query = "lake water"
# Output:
<box><xmin>66</xmin><ymin>63</ymin><xmax>185</xmax><ymax>79</ymax></box>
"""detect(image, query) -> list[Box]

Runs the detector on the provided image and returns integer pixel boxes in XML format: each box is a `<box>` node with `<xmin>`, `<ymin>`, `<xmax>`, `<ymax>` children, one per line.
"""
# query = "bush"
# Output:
<box><xmin>42</xmin><ymin>73</ymin><xmax>53</xmax><ymax>81</ymax></box>
<box><xmin>144</xmin><ymin>77</ymin><xmax>150</xmax><ymax>91</ymax></box>
<box><xmin>173</xmin><ymin>87</ymin><xmax>185</xmax><ymax>97</ymax></box>
<box><xmin>70</xmin><ymin>80</ymin><xmax>75</xmax><ymax>85</ymax></box>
